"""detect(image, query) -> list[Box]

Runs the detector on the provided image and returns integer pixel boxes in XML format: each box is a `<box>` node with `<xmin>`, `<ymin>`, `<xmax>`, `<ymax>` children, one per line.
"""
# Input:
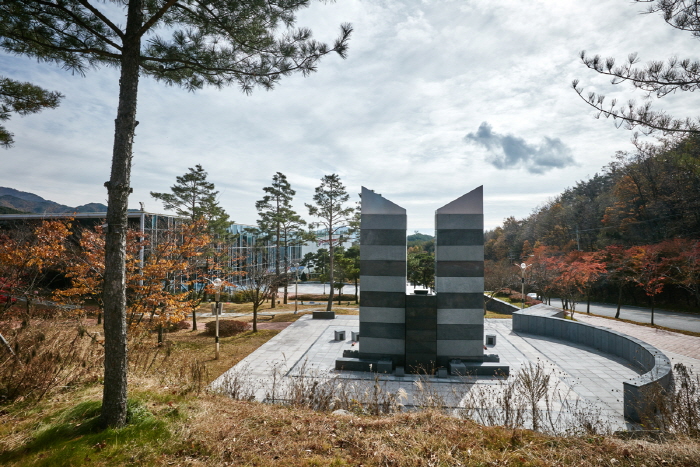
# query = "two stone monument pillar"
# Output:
<box><xmin>336</xmin><ymin>186</ymin><xmax>507</xmax><ymax>376</ymax></box>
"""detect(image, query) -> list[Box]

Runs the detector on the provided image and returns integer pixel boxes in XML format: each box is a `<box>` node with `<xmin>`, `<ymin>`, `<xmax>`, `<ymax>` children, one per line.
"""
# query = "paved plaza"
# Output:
<box><xmin>211</xmin><ymin>312</ymin><xmax>700</xmax><ymax>432</ymax></box>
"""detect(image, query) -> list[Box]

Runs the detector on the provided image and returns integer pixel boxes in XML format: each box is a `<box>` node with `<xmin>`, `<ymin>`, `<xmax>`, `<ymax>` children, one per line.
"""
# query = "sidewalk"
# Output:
<box><xmin>572</xmin><ymin>311</ymin><xmax>700</xmax><ymax>363</ymax></box>
<box><xmin>211</xmin><ymin>315</ymin><xmax>668</xmax><ymax>431</ymax></box>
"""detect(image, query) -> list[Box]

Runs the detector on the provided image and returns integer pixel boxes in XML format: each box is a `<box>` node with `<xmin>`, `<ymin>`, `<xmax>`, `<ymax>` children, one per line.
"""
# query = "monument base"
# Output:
<box><xmin>334</xmin><ymin>356</ymin><xmax>509</xmax><ymax>377</ymax></box>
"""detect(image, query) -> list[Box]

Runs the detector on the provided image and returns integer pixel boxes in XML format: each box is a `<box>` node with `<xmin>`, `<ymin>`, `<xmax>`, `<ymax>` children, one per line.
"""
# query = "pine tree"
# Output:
<box><xmin>573</xmin><ymin>0</ymin><xmax>700</xmax><ymax>135</ymax></box>
<box><xmin>255</xmin><ymin>172</ymin><xmax>308</xmax><ymax>306</ymax></box>
<box><xmin>305</xmin><ymin>174</ymin><xmax>354</xmax><ymax>313</ymax></box>
<box><xmin>0</xmin><ymin>0</ymin><xmax>351</xmax><ymax>427</ymax></box>
<box><xmin>151</xmin><ymin>164</ymin><xmax>230</xmax><ymax>236</ymax></box>
<box><xmin>0</xmin><ymin>76</ymin><xmax>62</xmax><ymax>148</ymax></box>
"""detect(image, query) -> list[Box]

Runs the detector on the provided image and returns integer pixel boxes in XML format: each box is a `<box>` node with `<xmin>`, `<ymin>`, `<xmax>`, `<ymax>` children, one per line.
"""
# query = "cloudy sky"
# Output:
<box><xmin>1</xmin><ymin>0</ymin><xmax>697</xmax><ymax>232</ymax></box>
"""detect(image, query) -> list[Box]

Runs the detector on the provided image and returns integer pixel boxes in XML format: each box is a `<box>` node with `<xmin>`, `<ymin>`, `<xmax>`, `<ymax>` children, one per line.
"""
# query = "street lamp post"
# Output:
<box><xmin>213</xmin><ymin>277</ymin><xmax>222</xmax><ymax>360</ymax></box>
<box><xmin>519</xmin><ymin>263</ymin><xmax>530</xmax><ymax>309</ymax></box>
<box><xmin>294</xmin><ymin>262</ymin><xmax>300</xmax><ymax>314</ymax></box>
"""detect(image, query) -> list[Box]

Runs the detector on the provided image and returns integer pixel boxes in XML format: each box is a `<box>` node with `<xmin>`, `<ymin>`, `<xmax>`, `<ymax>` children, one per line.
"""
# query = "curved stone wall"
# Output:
<box><xmin>512</xmin><ymin>304</ymin><xmax>672</xmax><ymax>423</ymax></box>
<box><xmin>484</xmin><ymin>295</ymin><xmax>519</xmax><ymax>314</ymax></box>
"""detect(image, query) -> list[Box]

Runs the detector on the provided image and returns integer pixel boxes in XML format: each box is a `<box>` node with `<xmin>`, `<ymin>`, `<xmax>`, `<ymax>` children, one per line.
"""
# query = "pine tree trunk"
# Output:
<box><xmin>253</xmin><ymin>302</ymin><xmax>258</xmax><ymax>332</ymax></box>
<box><xmin>327</xmin><ymin>231</ymin><xmax>334</xmax><ymax>311</ymax></box>
<box><xmin>283</xmin><ymin>239</ymin><xmax>289</xmax><ymax>304</ymax></box>
<box><xmin>100</xmin><ymin>0</ymin><xmax>142</xmax><ymax>429</ymax></box>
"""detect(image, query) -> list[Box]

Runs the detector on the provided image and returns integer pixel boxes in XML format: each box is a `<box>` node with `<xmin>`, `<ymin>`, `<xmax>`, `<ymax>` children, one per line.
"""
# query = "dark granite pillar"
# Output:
<box><xmin>405</xmin><ymin>294</ymin><xmax>437</xmax><ymax>371</ymax></box>
<box><xmin>358</xmin><ymin>187</ymin><xmax>406</xmax><ymax>366</ymax></box>
<box><xmin>435</xmin><ymin>186</ymin><xmax>485</xmax><ymax>365</ymax></box>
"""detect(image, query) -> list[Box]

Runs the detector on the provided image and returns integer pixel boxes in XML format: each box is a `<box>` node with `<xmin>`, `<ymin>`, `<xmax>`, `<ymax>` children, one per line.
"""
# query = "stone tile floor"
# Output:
<box><xmin>211</xmin><ymin>314</ymin><xmax>700</xmax><ymax>432</ymax></box>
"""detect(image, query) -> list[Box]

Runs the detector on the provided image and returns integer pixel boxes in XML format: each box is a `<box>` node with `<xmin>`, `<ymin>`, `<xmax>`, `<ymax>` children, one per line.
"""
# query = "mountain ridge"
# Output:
<box><xmin>0</xmin><ymin>187</ymin><xmax>108</xmax><ymax>214</ymax></box>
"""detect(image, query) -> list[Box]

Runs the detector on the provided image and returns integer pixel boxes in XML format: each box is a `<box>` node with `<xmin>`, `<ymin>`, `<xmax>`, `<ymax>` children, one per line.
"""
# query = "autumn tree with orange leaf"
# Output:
<box><xmin>56</xmin><ymin>220</ymin><xmax>213</xmax><ymax>341</ymax></box>
<box><xmin>54</xmin><ymin>225</ymin><xmax>143</xmax><ymax>326</ymax></box>
<box><xmin>0</xmin><ymin>219</ymin><xmax>71</xmax><ymax>321</ymax></box>
<box><xmin>662</xmin><ymin>239</ymin><xmax>700</xmax><ymax>307</ymax></box>
<box><xmin>58</xmin><ymin>225</ymin><xmax>149</xmax><ymax>329</ymax></box>
<box><xmin>0</xmin><ymin>219</ymin><xmax>71</xmax><ymax>354</ymax></box>
<box><xmin>626</xmin><ymin>244</ymin><xmax>668</xmax><ymax>325</ymax></box>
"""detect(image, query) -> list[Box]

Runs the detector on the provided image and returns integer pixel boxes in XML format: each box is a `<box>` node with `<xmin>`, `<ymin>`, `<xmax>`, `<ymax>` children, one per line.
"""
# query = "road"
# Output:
<box><xmin>558</xmin><ymin>301</ymin><xmax>700</xmax><ymax>334</ymax></box>
<box><xmin>280</xmin><ymin>282</ymin><xmax>425</xmax><ymax>295</ymax></box>
<box><xmin>285</xmin><ymin>285</ymin><xmax>700</xmax><ymax>334</ymax></box>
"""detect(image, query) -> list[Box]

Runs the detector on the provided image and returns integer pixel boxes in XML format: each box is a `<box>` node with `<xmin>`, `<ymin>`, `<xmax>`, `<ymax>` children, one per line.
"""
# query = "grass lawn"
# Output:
<box><xmin>2</xmin><ymin>302</ymin><xmax>699</xmax><ymax>466</ymax></box>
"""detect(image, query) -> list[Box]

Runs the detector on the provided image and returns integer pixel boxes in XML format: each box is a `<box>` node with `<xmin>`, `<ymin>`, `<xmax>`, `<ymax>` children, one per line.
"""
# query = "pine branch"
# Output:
<box><xmin>137</xmin><ymin>0</ymin><xmax>179</xmax><ymax>38</ymax></box>
<box><xmin>76</xmin><ymin>0</ymin><xmax>124</xmax><ymax>39</ymax></box>
<box><xmin>572</xmin><ymin>79</ymin><xmax>700</xmax><ymax>135</ymax></box>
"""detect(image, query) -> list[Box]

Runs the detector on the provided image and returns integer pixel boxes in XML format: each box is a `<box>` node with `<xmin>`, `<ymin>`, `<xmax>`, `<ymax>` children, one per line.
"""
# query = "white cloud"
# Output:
<box><xmin>465</xmin><ymin>122</ymin><xmax>576</xmax><ymax>174</ymax></box>
<box><xmin>1</xmin><ymin>0</ymin><xmax>697</xmax><ymax>231</ymax></box>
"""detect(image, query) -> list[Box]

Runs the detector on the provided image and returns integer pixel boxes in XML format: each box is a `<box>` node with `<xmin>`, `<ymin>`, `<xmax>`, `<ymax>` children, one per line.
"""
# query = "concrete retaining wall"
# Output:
<box><xmin>512</xmin><ymin>304</ymin><xmax>672</xmax><ymax>423</ymax></box>
<box><xmin>484</xmin><ymin>296</ymin><xmax>520</xmax><ymax>314</ymax></box>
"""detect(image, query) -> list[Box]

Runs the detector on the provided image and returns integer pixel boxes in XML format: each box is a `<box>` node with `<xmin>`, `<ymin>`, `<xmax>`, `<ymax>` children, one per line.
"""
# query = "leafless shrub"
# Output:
<box><xmin>332</xmin><ymin>375</ymin><xmax>406</xmax><ymax>415</ymax></box>
<box><xmin>517</xmin><ymin>362</ymin><xmax>551</xmax><ymax>431</ymax></box>
<box><xmin>459</xmin><ymin>362</ymin><xmax>612</xmax><ymax>436</ymax></box>
<box><xmin>128</xmin><ymin>330</ymin><xmax>208</xmax><ymax>394</ymax></box>
<box><xmin>413</xmin><ymin>375</ymin><xmax>448</xmax><ymax>410</ymax></box>
<box><xmin>0</xmin><ymin>321</ymin><xmax>103</xmax><ymax>402</ymax></box>
<box><xmin>215</xmin><ymin>364</ymin><xmax>258</xmax><ymax>401</ymax></box>
<box><xmin>639</xmin><ymin>363</ymin><xmax>700</xmax><ymax>437</ymax></box>
<box><xmin>261</xmin><ymin>360</ymin><xmax>406</xmax><ymax>414</ymax></box>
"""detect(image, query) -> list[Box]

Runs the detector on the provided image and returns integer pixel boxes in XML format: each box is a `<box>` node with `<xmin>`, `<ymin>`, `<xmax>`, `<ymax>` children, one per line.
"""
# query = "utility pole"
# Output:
<box><xmin>576</xmin><ymin>225</ymin><xmax>581</xmax><ymax>251</ymax></box>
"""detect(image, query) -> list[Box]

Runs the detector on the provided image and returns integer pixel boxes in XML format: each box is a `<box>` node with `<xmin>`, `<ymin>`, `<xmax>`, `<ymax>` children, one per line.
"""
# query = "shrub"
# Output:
<box><xmin>166</xmin><ymin>320</ymin><xmax>190</xmax><ymax>332</ymax></box>
<box><xmin>204</xmin><ymin>319</ymin><xmax>250</xmax><ymax>337</ymax></box>
<box><xmin>0</xmin><ymin>321</ymin><xmax>104</xmax><ymax>402</ymax></box>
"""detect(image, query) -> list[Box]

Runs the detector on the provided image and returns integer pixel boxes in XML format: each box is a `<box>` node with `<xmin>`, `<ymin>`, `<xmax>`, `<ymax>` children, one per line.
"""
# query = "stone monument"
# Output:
<box><xmin>336</xmin><ymin>186</ymin><xmax>508</xmax><ymax>376</ymax></box>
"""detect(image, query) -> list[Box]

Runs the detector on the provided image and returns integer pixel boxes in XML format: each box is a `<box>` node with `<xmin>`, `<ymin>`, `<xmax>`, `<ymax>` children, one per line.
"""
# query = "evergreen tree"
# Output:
<box><xmin>0</xmin><ymin>0</ymin><xmax>351</xmax><ymax>427</ymax></box>
<box><xmin>573</xmin><ymin>0</ymin><xmax>700</xmax><ymax>135</ymax></box>
<box><xmin>305</xmin><ymin>174</ymin><xmax>354</xmax><ymax>312</ymax></box>
<box><xmin>255</xmin><ymin>172</ymin><xmax>305</xmax><ymax>307</ymax></box>
<box><xmin>151</xmin><ymin>164</ymin><xmax>230</xmax><ymax>236</ymax></box>
<box><xmin>0</xmin><ymin>76</ymin><xmax>62</xmax><ymax>148</ymax></box>
<box><xmin>344</xmin><ymin>244</ymin><xmax>360</xmax><ymax>303</ymax></box>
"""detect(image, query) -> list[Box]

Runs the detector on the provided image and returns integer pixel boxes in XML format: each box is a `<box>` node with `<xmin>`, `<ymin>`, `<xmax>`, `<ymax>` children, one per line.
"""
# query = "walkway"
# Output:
<box><xmin>210</xmin><ymin>315</ymin><xmax>698</xmax><ymax>432</ymax></box>
<box><xmin>572</xmin><ymin>311</ymin><xmax>700</xmax><ymax>367</ymax></box>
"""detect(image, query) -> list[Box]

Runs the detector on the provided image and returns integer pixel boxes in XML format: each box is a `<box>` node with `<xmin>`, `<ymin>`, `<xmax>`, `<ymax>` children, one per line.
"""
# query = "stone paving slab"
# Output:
<box><xmin>209</xmin><ymin>314</ymin><xmax>681</xmax><ymax>431</ymax></box>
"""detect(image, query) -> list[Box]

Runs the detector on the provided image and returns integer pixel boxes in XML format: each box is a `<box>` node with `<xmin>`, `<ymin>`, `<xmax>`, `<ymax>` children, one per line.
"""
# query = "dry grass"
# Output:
<box><xmin>155</xmin><ymin>325</ymin><xmax>280</xmax><ymax>385</ymax></box>
<box><xmin>195</xmin><ymin>300</ymin><xmax>321</xmax><ymax>315</ymax></box>
<box><xmin>179</xmin><ymin>396</ymin><xmax>700</xmax><ymax>467</ymax></box>
<box><xmin>3</xmin><ymin>384</ymin><xmax>700</xmax><ymax>467</ymax></box>
<box><xmin>3</xmin><ymin>311</ymin><xmax>700</xmax><ymax>466</ymax></box>
<box><xmin>485</xmin><ymin>310</ymin><xmax>513</xmax><ymax>319</ymax></box>
<box><xmin>5</xmin><ymin>388</ymin><xmax>700</xmax><ymax>467</ymax></box>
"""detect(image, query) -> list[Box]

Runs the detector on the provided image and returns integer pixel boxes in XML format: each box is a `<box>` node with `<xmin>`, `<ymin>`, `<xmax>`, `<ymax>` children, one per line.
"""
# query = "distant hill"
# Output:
<box><xmin>0</xmin><ymin>187</ymin><xmax>108</xmax><ymax>214</ymax></box>
<box><xmin>0</xmin><ymin>206</ymin><xmax>26</xmax><ymax>214</ymax></box>
<box><xmin>407</xmin><ymin>232</ymin><xmax>434</xmax><ymax>243</ymax></box>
